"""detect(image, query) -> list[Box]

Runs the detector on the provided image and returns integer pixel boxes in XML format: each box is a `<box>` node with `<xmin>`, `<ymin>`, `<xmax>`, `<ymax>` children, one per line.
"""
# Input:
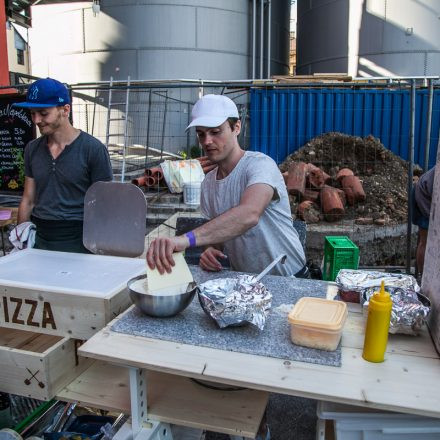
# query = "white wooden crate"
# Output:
<box><xmin>0</xmin><ymin>249</ymin><xmax>146</xmax><ymax>339</ymax></box>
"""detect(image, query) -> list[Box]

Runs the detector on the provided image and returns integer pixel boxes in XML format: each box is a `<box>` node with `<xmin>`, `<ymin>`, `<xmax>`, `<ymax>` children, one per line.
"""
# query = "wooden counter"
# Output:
<box><xmin>78</xmin><ymin>300</ymin><xmax>440</xmax><ymax>420</ymax></box>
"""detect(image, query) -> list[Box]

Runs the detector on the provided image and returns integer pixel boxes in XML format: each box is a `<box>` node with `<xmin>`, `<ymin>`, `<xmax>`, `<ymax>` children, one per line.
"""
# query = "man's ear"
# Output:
<box><xmin>234</xmin><ymin>120</ymin><xmax>241</xmax><ymax>136</ymax></box>
<box><xmin>62</xmin><ymin>104</ymin><xmax>71</xmax><ymax>118</ymax></box>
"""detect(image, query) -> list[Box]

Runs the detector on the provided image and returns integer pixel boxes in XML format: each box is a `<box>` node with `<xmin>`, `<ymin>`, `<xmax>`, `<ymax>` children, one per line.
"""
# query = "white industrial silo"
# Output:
<box><xmin>297</xmin><ymin>0</ymin><xmax>440</xmax><ymax>77</ymax></box>
<box><xmin>26</xmin><ymin>1</ymin><xmax>291</xmax><ymax>159</ymax></box>
<box><xmin>29</xmin><ymin>0</ymin><xmax>291</xmax><ymax>82</ymax></box>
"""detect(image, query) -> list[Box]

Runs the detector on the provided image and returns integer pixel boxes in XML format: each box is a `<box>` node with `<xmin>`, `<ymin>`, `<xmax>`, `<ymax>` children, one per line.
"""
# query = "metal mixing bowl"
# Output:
<box><xmin>128</xmin><ymin>274</ymin><xmax>198</xmax><ymax>317</ymax></box>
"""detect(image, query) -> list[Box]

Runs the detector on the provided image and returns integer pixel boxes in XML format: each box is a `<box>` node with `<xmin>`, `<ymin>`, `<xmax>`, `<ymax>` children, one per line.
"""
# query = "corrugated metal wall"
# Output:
<box><xmin>250</xmin><ymin>88</ymin><xmax>440</xmax><ymax>169</ymax></box>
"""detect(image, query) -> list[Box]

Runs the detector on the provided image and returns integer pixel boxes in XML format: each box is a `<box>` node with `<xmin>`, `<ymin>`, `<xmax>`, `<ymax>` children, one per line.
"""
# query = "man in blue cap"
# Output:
<box><xmin>13</xmin><ymin>77</ymin><xmax>113</xmax><ymax>253</ymax></box>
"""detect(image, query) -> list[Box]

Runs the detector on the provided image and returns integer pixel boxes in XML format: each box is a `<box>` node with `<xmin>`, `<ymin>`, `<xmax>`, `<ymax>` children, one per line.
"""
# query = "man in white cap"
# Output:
<box><xmin>147</xmin><ymin>94</ymin><xmax>307</xmax><ymax>277</ymax></box>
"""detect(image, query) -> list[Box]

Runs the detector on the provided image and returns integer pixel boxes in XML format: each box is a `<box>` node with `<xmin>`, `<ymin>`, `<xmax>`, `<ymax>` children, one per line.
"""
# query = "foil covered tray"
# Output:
<box><xmin>336</xmin><ymin>269</ymin><xmax>420</xmax><ymax>294</ymax></box>
<box><xmin>335</xmin><ymin>269</ymin><xmax>430</xmax><ymax>335</ymax></box>
<box><xmin>363</xmin><ymin>288</ymin><xmax>430</xmax><ymax>335</ymax></box>
<box><xmin>198</xmin><ymin>275</ymin><xmax>272</xmax><ymax>330</ymax></box>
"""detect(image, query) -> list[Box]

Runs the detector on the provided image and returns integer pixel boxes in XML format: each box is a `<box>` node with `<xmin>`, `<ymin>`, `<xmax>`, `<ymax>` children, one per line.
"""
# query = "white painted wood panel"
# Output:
<box><xmin>0</xmin><ymin>249</ymin><xmax>145</xmax><ymax>297</ymax></box>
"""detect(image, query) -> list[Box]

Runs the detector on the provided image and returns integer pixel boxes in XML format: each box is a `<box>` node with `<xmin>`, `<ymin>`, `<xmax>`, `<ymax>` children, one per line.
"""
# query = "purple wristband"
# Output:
<box><xmin>185</xmin><ymin>231</ymin><xmax>196</xmax><ymax>247</ymax></box>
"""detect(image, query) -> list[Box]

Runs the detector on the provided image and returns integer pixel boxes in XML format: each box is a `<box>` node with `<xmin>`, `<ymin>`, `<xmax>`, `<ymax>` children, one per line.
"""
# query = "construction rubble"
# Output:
<box><xmin>279</xmin><ymin>132</ymin><xmax>417</xmax><ymax>226</ymax></box>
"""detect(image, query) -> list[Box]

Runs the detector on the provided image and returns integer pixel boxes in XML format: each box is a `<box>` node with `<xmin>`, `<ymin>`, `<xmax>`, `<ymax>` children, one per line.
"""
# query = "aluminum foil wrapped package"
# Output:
<box><xmin>335</xmin><ymin>269</ymin><xmax>430</xmax><ymax>335</ymax></box>
<box><xmin>336</xmin><ymin>269</ymin><xmax>420</xmax><ymax>295</ymax></box>
<box><xmin>198</xmin><ymin>275</ymin><xmax>272</xmax><ymax>330</ymax></box>
<box><xmin>363</xmin><ymin>288</ymin><xmax>430</xmax><ymax>335</ymax></box>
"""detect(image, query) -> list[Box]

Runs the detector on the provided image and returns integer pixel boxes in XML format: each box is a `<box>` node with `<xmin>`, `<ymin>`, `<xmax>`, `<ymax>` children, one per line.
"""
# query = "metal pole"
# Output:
<box><xmin>105</xmin><ymin>76</ymin><xmax>113</xmax><ymax>149</ymax></box>
<box><xmin>85</xmin><ymin>99</ymin><xmax>89</xmax><ymax>134</ymax></box>
<box><xmin>186</xmin><ymin>102</ymin><xmax>190</xmax><ymax>156</ymax></box>
<box><xmin>424</xmin><ymin>79</ymin><xmax>434</xmax><ymax>172</ymax></box>
<box><xmin>145</xmin><ymin>89</ymin><xmax>152</xmax><ymax>168</ymax></box>
<box><xmin>267</xmin><ymin>0</ymin><xmax>271</xmax><ymax>79</ymax></box>
<box><xmin>260</xmin><ymin>0</ymin><xmax>264</xmax><ymax>79</ymax></box>
<box><xmin>160</xmin><ymin>90</ymin><xmax>168</xmax><ymax>159</ymax></box>
<box><xmin>121</xmin><ymin>76</ymin><xmax>130</xmax><ymax>183</ymax></box>
<box><xmin>406</xmin><ymin>79</ymin><xmax>416</xmax><ymax>274</ymax></box>
<box><xmin>252</xmin><ymin>0</ymin><xmax>256</xmax><ymax>79</ymax></box>
<box><xmin>91</xmin><ymin>87</ymin><xmax>97</xmax><ymax>136</ymax></box>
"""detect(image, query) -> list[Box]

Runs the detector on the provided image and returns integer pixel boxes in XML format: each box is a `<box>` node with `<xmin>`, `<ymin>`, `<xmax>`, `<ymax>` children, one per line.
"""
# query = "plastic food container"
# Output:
<box><xmin>288</xmin><ymin>297</ymin><xmax>348</xmax><ymax>351</ymax></box>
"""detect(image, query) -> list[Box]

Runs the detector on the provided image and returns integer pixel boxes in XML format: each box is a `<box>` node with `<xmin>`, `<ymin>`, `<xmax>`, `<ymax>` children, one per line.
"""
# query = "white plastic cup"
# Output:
<box><xmin>183</xmin><ymin>182</ymin><xmax>202</xmax><ymax>205</ymax></box>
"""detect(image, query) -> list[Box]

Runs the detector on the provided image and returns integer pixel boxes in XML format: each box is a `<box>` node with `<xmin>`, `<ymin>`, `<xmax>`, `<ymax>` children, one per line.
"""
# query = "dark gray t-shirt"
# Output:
<box><xmin>415</xmin><ymin>165</ymin><xmax>436</xmax><ymax>219</ymax></box>
<box><xmin>200</xmin><ymin>151</ymin><xmax>306</xmax><ymax>276</ymax></box>
<box><xmin>24</xmin><ymin>131</ymin><xmax>113</xmax><ymax>220</ymax></box>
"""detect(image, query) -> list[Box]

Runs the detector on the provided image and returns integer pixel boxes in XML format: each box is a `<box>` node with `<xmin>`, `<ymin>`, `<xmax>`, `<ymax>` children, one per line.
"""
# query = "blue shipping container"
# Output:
<box><xmin>250</xmin><ymin>88</ymin><xmax>440</xmax><ymax>169</ymax></box>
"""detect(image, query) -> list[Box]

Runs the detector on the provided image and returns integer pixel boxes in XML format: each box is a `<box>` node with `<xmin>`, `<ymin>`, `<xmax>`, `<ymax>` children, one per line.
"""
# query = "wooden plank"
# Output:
<box><xmin>58</xmin><ymin>360</ymin><xmax>130</xmax><ymax>413</ymax></box>
<box><xmin>0</xmin><ymin>342</ymin><xmax>53</xmax><ymax>400</ymax></box>
<box><xmin>0</xmin><ymin>287</ymin><xmax>109</xmax><ymax>339</ymax></box>
<box><xmin>21</xmin><ymin>334</ymin><xmax>63</xmax><ymax>353</ymax></box>
<box><xmin>271</xmin><ymin>74</ymin><xmax>352</xmax><ymax>83</ymax></box>
<box><xmin>0</xmin><ymin>327</ymin><xmax>42</xmax><ymax>350</ymax></box>
<box><xmin>46</xmin><ymin>337</ymin><xmax>93</xmax><ymax>401</ymax></box>
<box><xmin>79</xmin><ymin>312</ymin><xmax>440</xmax><ymax>419</ymax></box>
<box><xmin>58</xmin><ymin>360</ymin><xmax>268</xmax><ymax>438</ymax></box>
<box><xmin>0</xmin><ymin>327</ymin><xmax>63</xmax><ymax>353</ymax></box>
<box><xmin>341</xmin><ymin>307</ymin><xmax>437</xmax><ymax>359</ymax></box>
<box><xmin>106</xmin><ymin>288</ymin><xmax>133</xmax><ymax>323</ymax></box>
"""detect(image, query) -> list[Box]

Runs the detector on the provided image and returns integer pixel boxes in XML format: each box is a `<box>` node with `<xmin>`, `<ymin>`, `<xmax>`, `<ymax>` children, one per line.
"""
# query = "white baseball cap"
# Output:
<box><xmin>186</xmin><ymin>94</ymin><xmax>239</xmax><ymax>130</ymax></box>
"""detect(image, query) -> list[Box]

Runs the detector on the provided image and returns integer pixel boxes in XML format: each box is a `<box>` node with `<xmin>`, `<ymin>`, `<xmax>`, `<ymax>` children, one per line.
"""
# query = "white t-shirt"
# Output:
<box><xmin>200</xmin><ymin>151</ymin><xmax>306</xmax><ymax>276</ymax></box>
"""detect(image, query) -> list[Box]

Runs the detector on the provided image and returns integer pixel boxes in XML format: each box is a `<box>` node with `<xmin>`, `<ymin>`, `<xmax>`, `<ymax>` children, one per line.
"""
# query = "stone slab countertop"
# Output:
<box><xmin>112</xmin><ymin>266</ymin><xmax>341</xmax><ymax>367</ymax></box>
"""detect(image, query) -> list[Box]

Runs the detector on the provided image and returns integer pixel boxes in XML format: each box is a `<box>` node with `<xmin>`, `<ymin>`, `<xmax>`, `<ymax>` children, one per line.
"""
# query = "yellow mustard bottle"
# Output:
<box><xmin>362</xmin><ymin>281</ymin><xmax>392</xmax><ymax>363</ymax></box>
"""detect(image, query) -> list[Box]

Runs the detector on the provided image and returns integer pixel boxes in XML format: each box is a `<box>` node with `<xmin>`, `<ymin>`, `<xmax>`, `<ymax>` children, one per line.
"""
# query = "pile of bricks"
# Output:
<box><xmin>283</xmin><ymin>162</ymin><xmax>366</xmax><ymax>223</ymax></box>
<box><xmin>132</xmin><ymin>167</ymin><xmax>165</xmax><ymax>187</ymax></box>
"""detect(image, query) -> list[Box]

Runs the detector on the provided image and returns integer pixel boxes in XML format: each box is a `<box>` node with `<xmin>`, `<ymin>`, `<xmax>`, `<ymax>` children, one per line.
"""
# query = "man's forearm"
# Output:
<box><xmin>18</xmin><ymin>177</ymin><xmax>36</xmax><ymax>224</ymax></box>
<box><xmin>193</xmin><ymin>205</ymin><xmax>258</xmax><ymax>248</ymax></box>
<box><xmin>177</xmin><ymin>184</ymin><xmax>273</xmax><ymax>252</ymax></box>
<box><xmin>17</xmin><ymin>199</ymin><xmax>33</xmax><ymax>224</ymax></box>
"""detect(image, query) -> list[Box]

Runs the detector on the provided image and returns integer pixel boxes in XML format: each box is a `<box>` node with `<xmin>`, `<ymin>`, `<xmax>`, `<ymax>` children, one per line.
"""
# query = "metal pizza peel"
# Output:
<box><xmin>83</xmin><ymin>181</ymin><xmax>147</xmax><ymax>257</ymax></box>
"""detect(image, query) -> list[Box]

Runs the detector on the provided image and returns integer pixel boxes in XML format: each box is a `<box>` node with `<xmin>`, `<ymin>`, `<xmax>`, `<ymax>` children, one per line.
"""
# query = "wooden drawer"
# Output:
<box><xmin>0</xmin><ymin>327</ymin><xmax>92</xmax><ymax>400</ymax></box>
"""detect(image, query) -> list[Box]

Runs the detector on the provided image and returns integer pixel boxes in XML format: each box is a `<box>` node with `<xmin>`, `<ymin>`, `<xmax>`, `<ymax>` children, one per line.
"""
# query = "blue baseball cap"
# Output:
<box><xmin>13</xmin><ymin>77</ymin><xmax>71</xmax><ymax>108</ymax></box>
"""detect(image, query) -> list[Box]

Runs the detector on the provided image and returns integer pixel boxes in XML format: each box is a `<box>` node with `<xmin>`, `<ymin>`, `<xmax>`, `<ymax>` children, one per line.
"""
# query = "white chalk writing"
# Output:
<box><xmin>0</xmin><ymin>104</ymin><xmax>32</xmax><ymax>127</ymax></box>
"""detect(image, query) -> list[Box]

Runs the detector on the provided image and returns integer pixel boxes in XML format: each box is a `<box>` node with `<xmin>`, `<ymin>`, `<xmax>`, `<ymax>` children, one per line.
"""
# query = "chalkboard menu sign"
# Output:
<box><xmin>0</xmin><ymin>94</ymin><xmax>35</xmax><ymax>192</ymax></box>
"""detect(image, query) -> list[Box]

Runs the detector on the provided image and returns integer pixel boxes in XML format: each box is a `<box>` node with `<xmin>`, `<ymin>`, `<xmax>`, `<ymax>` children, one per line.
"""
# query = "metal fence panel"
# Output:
<box><xmin>71</xmin><ymin>85</ymin><xmax>252</xmax><ymax>181</ymax></box>
<box><xmin>250</xmin><ymin>87</ymin><xmax>440</xmax><ymax>168</ymax></box>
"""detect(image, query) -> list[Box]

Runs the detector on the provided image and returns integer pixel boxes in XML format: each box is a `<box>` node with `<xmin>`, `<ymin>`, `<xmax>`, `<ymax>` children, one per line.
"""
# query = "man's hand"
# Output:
<box><xmin>146</xmin><ymin>235</ymin><xmax>188</xmax><ymax>274</ymax></box>
<box><xmin>199</xmin><ymin>246</ymin><xmax>227</xmax><ymax>272</ymax></box>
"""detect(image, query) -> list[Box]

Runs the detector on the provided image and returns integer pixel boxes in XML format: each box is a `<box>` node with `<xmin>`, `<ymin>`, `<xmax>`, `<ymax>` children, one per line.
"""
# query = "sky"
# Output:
<box><xmin>291</xmin><ymin>1</ymin><xmax>297</xmax><ymax>35</ymax></box>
